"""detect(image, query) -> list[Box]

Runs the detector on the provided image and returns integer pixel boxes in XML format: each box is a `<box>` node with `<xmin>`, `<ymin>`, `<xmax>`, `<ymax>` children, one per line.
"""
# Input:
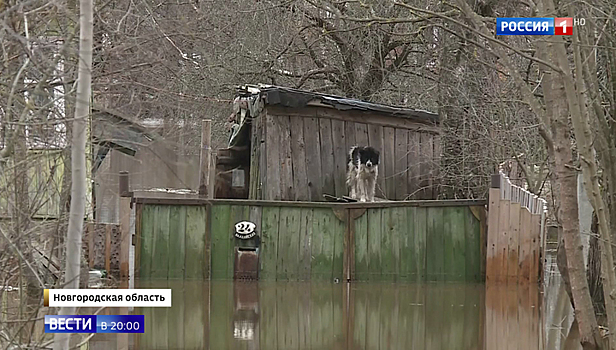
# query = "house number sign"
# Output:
<box><xmin>234</xmin><ymin>221</ymin><xmax>257</xmax><ymax>239</ymax></box>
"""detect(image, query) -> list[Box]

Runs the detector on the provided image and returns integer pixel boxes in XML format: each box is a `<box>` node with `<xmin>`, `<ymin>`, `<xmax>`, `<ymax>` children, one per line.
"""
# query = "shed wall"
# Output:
<box><xmin>250</xmin><ymin>106</ymin><xmax>440</xmax><ymax>202</ymax></box>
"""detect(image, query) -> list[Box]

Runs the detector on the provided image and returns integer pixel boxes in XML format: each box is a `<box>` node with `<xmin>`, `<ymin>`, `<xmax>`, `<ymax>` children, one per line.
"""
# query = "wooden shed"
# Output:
<box><xmin>215</xmin><ymin>85</ymin><xmax>441</xmax><ymax>202</ymax></box>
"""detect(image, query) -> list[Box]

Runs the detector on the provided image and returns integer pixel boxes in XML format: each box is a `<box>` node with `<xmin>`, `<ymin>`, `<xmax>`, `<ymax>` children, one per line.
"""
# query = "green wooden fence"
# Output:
<box><xmin>134</xmin><ymin>199</ymin><xmax>486</xmax><ymax>282</ymax></box>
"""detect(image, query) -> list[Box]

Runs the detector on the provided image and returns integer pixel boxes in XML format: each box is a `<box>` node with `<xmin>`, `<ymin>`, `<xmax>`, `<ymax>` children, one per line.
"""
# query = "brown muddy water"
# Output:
<box><xmin>87</xmin><ymin>252</ymin><xmax>579</xmax><ymax>350</ymax></box>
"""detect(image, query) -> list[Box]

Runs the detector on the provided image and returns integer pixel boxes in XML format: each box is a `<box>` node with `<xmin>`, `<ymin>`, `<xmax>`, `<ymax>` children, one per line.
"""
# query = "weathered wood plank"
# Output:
<box><xmin>413</xmin><ymin>207</ymin><xmax>427</xmax><ymax>281</ymax></box>
<box><xmin>442</xmin><ymin>207</ymin><xmax>455</xmax><ymax>281</ymax></box>
<box><xmin>304</xmin><ymin>117</ymin><xmax>323</xmax><ymax>201</ymax></box>
<box><xmin>497</xmin><ymin>197</ymin><xmax>511</xmax><ymax>283</ymax></box>
<box><xmin>380</xmin><ymin>208</ymin><xmax>396</xmax><ymax>282</ymax></box>
<box><xmin>311</xmin><ymin>208</ymin><xmax>337</xmax><ymax>281</ymax></box>
<box><xmin>228</xmin><ymin>205</ymin><xmax>249</xmax><ymax>276</ymax></box>
<box><xmin>260</xmin><ymin>206</ymin><xmax>281</xmax><ymax>280</ymax></box>
<box><xmin>265</xmin><ymin>113</ymin><xmax>282</xmax><ymax>200</ymax></box>
<box><xmin>508</xmin><ymin>202</ymin><xmax>521</xmax><ymax>283</ymax></box>
<box><xmin>278</xmin><ymin>115</ymin><xmax>295</xmax><ymax>200</ymax></box>
<box><xmin>319</xmin><ymin>118</ymin><xmax>336</xmax><ymax>198</ymax></box>
<box><xmin>249</xmin><ymin>109</ymin><xmax>263</xmax><ymax>199</ymax></box>
<box><xmin>354</xmin><ymin>122</ymin><xmax>369</xmax><ymax>146</ymax></box>
<box><xmin>530</xmin><ymin>213</ymin><xmax>541</xmax><ymax>283</ymax></box>
<box><xmin>298</xmin><ymin>208</ymin><xmax>313</xmax><ymax>281</ymax></box>
<box><xmin>432</xmin><ymin>133</ymin><xmax>441</xmax><ymax>198</ymax></box>
<box><xmin>139</xmin><ymin>205</ymin><xmax>155</xmax><ymax>279</ymax></box>
<box><xmin>450</xmin><ymin>207</ymin><xmax>467</xmax><ymax>282</ymax></box>
<box><xmin>151</xmin><ymin>205</ymin><xmax>170</xmax><ymax>279</ymax></box>
<box><xmin>419</xmin><ymin>133</ymin><xmax>434</xmax><ymax>199</ymax></box>
<box><xmin>368</xmin><ymin>124</ymin><xmax>386</xmax><ymax>198</ymax></box>
<box><xmin>210</xmin><ymin>204</ymin><xmax>231</xmax><ymax>279</ymax></box>
<box><xmin>168</xmin><ymin>206</ymin><xmax>187</xmax><ymax>279</ymax></box>
<box><xmin>279</xmin><ymin>105</ymin><xmax>440</xmax><ymax>133</ymax></box>
<box><xmin>391</xmin><ymin>207</ymin><xmax>406</xmax><ymax>282</ymax></box>
<box><xmin>383</xmin><ymin>127</ymin><xmax>396</xmax><ymax>200</ymax></box>
<box><xmin>394</xmin><ymin>129</ymin><xmax>409</xmax><ymax>200</ymax></box>
<box><xmin>185</xmin><ymin>206</ymin><xmax>207</xmax><ymax>280</ymax></box>
<box><xmin>134</xmin><ymin>205</ymin><xmax>143</xmax><ymax>279</ymax></box>
<box><xmin>289</xmin><ymin>116</ymin><xmax>310</xmax><ymax>201</ymax></box>
<box><xmin>426</xmin><ymin>207</ymin><xmax>444</xmax><ymax>281</ymax></box>
<box><xmin>332</xmin><ymin>209</ymin><xmax>345</xmax><ymax>282</ymax></box>
<box><xmin>486</xmin><ymin>188</ymin><xmax>500</xmax><ymax>283</ymax></box>
<box><xmin>518</xmin><ymin>208</ymin><xmax>532</xmax><ymax>283</ymax></box>
<box><xmin>466</xmin><ymin>207</ymin><xmax>482</xmax><ymax>282</ymax></box>
<box><xmin>277</xmin><ymin>207</ymin><xmax>302</xmax><ymax>280</ymax></box>
<box><xmin>367</xmin><ymin>208</ymin><xmax>382</xmax><ymax>281</ymax></box>
<box><xmin>331</xmin><ymin>119</ymin><xmax>348</xmax><ymax>198</ymax></box>
<box><xmin>353</xmin><ymin>211</ymin><xmax>369</xmax><ymax>281</ymax></box>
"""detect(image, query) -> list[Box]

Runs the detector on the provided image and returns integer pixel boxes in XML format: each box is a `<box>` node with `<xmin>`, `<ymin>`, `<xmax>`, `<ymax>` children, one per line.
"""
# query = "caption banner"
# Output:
<box><xmin>45</xmin><ymin>315</ymin><xmax>145</xmax><ymax>333</ymax></box>
<box><xmin>44</xmin><ymin>289</ymin><xmax>172</xmax><ymax>307</ymax></box>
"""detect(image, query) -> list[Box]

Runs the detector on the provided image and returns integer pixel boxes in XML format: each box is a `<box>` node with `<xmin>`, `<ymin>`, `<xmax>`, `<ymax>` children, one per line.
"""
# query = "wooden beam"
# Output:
<box><xmin>266</xmin><ymin>105</ymin><xmax>441</xmax><ymax>134</ymax></box>
<box><xmin>119</xmin><ymin>172</ymin><xmax>132</xmax><ymax>288</ymax></box>
<box><xmin>199</xmin><ymin>119</ymin><xmax>212</xmax><ymax>198</ymax></box>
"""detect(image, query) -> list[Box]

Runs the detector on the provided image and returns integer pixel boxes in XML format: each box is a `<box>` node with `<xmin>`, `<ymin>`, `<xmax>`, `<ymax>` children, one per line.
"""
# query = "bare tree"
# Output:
<box><xmin>53</xmin><ymin>0</ymin><xmax>94</xmax><ymax>347</ymax></box>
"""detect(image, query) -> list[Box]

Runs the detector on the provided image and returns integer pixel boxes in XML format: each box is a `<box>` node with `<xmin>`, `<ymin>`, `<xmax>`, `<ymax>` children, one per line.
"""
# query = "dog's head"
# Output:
<box><xmin>359</xmin><ymin>146</ymin><xmax>380</xmax><ymax>171</ymax></box>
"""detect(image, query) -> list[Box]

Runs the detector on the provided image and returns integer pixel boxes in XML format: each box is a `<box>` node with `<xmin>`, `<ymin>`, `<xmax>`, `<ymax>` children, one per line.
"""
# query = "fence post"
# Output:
<box><xmin>119</xmin><ymin>171</ymin><xmax>132</xmax><ymax>288</ymax></box>
<box><xmin>199</xmin><ymin>119</ymin><xmax>212</xmax><ymax>198</ymax></box>
<box><xmin>486</xmin><ymin>174</ymin><xmax>501</xmax><ymax>283</ymax></box>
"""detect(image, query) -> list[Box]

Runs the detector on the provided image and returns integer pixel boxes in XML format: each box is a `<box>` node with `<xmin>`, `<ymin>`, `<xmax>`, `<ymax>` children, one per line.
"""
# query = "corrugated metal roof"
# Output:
<box><xmin>235</xmin><ymin>84</ymin><xmax>439</xmax><ymax>124</ymax></box>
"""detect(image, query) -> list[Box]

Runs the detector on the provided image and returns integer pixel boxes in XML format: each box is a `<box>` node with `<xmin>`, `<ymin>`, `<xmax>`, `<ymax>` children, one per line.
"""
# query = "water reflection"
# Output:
<box><xmin>85</xmin><ymin>280</ymin><xmax>559</xmax><ymax>350</ymax></box>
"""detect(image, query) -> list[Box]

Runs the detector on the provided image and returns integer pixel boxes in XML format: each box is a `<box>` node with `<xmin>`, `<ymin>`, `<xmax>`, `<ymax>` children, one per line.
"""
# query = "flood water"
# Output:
<box><xmin>88</xmin><ymin>266</ymin><xmax>579</xmax><ymax>350</ymax></box>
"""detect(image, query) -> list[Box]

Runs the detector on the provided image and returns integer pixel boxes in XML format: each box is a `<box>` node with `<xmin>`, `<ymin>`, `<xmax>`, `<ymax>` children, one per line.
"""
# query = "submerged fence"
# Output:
<box><xmin>486</xmin><ymin>171</ymin><xmax>547</xmax><ymax>284</ymax></box>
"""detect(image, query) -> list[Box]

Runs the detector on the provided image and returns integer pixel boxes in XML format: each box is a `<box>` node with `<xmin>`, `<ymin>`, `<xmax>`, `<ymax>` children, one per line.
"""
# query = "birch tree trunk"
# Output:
<box><xmin>53</xmin><ymin>0</ymin><xmax>93</xmax><ymax>347</ymax></box>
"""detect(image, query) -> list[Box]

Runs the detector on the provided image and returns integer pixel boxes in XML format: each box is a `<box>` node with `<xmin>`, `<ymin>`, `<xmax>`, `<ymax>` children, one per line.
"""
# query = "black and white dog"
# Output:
<box><xmin>346</xmin><ymin>146</ymin><xmax>380</xmax><ymax>202</ymax></box>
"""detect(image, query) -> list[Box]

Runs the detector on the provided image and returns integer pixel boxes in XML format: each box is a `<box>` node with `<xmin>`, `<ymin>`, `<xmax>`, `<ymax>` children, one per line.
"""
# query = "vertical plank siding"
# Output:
<box><xmin>486</xmin><ymin>171</ymin><xmax>548</xmax><ymax>284</ymax></box>
<box><xmin>136</xmin><ymin>194</ymin><xmax>542</xmax><ymax>283</ymax></box>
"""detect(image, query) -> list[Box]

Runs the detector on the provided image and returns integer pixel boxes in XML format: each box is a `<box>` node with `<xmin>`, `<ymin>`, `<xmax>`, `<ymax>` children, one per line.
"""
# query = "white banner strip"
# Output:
<box><xmin>44</xmin><ymin>289</ymin><xmax>172</xmax><ymax>307</ymax></box>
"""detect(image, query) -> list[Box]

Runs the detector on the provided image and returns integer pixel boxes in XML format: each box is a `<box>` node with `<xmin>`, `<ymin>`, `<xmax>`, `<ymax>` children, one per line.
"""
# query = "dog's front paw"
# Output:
<box><xmin>360</xmin><ymin>197</ymin><xmax>366</xmax><ymax>202</ymax></box>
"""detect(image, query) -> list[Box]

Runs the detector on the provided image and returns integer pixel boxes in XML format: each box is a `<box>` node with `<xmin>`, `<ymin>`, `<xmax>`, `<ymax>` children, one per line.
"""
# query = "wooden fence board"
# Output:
<box><xmin>380</xmin><ymin>208</ymin><xmax>396</xmax><ymax>282</ymax></box>
<box><xmin>466</xmin><ymin>207</ymin><xmax>481</xmax><ymax>282</ymax></box>
<box><xmin>383</xmin><ymin>127</ymin><xmax>396</xmax><ymax>200</ymax></box>
<box><xmin>508</xmin><ymin>202</ymin><xmax>521</xmax><ymax>283</ymax></box>
<box><xmin>185</xmin><ymin>206</ymin><xmax>207</xmax><ymax>280</ymax></box>
<box><xmin>394</xmin><ymin>129</ymin><xmax>409</xmax><ymax>200</ymax></box>
<box><xmin>151</xmin><ymin>205</ymin><xmax>170</xmax><ymax>279</ymax></box>
<box><xmin>450</xmin><ymin>207</ymin><xmax>467</xmax><ymax>281</ymax></box>
<box><xmin>497</xmin><ymin>197</ymin><xmax>511</xmax><ymax>283</ymax></box>
<box><xmin>260</xmin><ymin>206</ymin><xmax>281</xmax><ymax>280</ymax></box>
<box><xmin>354</xmin><ymin>213</ymin><xmax>370</xmax><ymax>281</ymax></box>
<box><xmin>486</xmin><ymin>188</ymin><xmax>500</xmax><ymax>283</ymax></box>
<box><xmin>399</xmin><ymin>207</ymin><xmax>414</xmax><ymax>282</ymax></box>
<box><xmin>368</xmin><ymin>124</ymin><xmax>386</xmax><ymax>198</ymax></box>
<box><xmin>519</xmin><ymin>209</ymin><xmax>532</xmax><ymax>283</ymax></box>
<box><xmin>311</xmin><ymin>208</ymin><xmax>337</xmax><ymax>281</ymax></box>
<box><xmin>210</xmin><ymin>204</ymin><xmax>231</xmax><ymax>279</ymax></box>
<box><xmin>419</xmin><ymin>133</ymin><xmax>432</xmax><ymax>199</ymax></box>
<box><xmin>367</xmin><ymin>208</ymin><xmax>383</xmax><ymax>281</ymax></box>
<box><xmin>332</xmin><ymin>210</ymin><xmax>345</xmax><ymax>282</ymax></box>
<box><xmin>168</xmin><ymin>206</ymin><xmax>186</xmax><ymax>279</ymax></box>
<box><xmin>290</xmin><ymin>116</ymin><xmax>310</xmax><ymax>201</ymax></box>
<box><xmin>304</xmin><ymin>117</ymin><xmax>322</xmax><ymax>201</ymax></box>
<box><xmin>407</xmin><ymin>131</ymin><xmax>420</xmax><ymax>199</ymax></box>
<box><xmin>319</xmin><ymin>118</ymin><xmax>336</xmax><ymax>197</ymax></box>
<box><xmin>228</xmin><ymin>205</ymin><xmax>249</xmax><ymax>276</ymax></box>
<box><xmin>413</xmin><ymin>207</ymin><xmax>427</xmax><ymax>281</ymax></box>
<box><xmin>265</xmin><ymin>114</ymin><xmax>281</xmax><ymax>200</ymax></box>
<box><xmin>278</xmin><ymin>116</ymin><xmax>295</xmax><ymax>200</ymax></box>
<box><xmin>277</xmin><ymin>207</ymin><xmax>302</xmax><ymax>280</ymax></box>
<box><xmin>331</xmin><ymin>119</ymin><xmax>348</xmax><ymax>198</ymax></box>
<box><xmin>442</xmin><ymin>207</ymin><xmax>455</xmax><ymax>281</ymax></box>
<box><xmin>298</xmin><ymin>208</ymin><xmax>314</xmax><ymax>281</ymax></box>
<box><xmin>530</xmin><ymin>214</ymin><xmax>541</xmax><ymax>284</ymax></box>
<box><xmin>426</xmin><ymin>207</ymin><xmax>444</xmax><ymax>281</ymax></box>
<box><xmin>139</xmin><ymin>206</ymin><xmax>155</xmax><ymax>279</ymax></box>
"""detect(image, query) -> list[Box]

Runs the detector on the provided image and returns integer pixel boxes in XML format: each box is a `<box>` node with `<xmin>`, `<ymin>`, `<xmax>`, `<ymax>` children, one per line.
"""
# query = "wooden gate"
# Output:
<box><xmin>486</xmin><ymin>171</ymin><xmax>547</xmax><ymax>284</ymax></box>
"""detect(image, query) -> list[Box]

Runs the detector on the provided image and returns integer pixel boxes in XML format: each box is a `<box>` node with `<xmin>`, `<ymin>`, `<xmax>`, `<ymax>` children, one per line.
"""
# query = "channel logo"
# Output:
<box><xmin>496</xmin><ymin>18</ymin><xmax>573</xmax><ymax>35</ymax></box>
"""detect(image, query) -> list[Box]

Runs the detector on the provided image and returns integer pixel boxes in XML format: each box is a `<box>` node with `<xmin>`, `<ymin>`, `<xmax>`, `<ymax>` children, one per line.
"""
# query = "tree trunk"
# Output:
<box><xmin>53</xmin><ymin>0</ymin><xmax>93</xmax><ymax>347</ymax></box>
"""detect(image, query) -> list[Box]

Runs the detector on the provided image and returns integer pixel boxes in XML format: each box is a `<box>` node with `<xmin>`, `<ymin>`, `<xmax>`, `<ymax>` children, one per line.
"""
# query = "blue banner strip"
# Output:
<box><xmin>45</xmin><ymin>315</ymin><xmax>145</xmax><ymax>333</ymax></box>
